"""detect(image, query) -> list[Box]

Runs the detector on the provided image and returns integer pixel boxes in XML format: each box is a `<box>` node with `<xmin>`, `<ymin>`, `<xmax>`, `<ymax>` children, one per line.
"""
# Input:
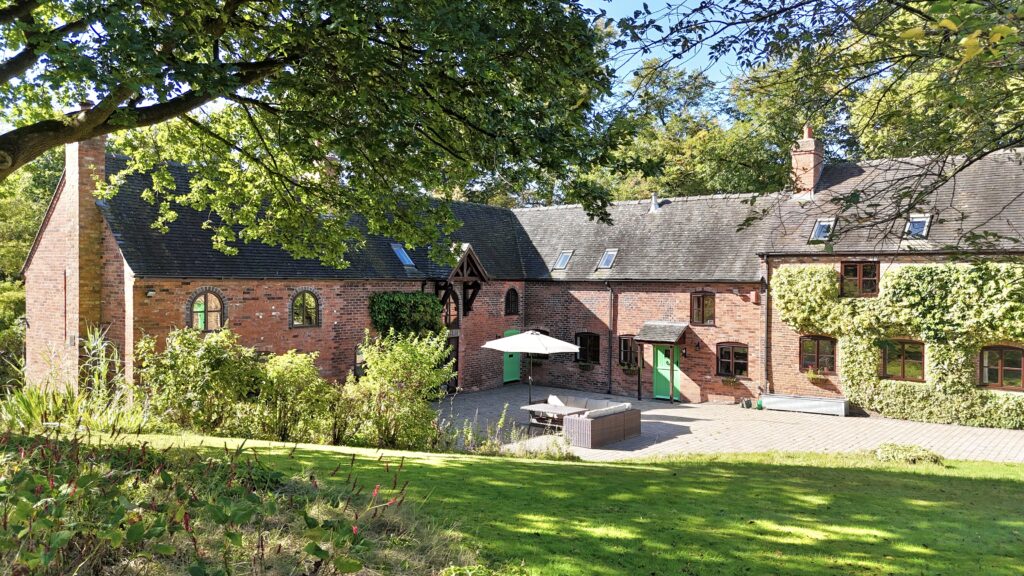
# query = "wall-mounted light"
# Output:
<box><xmin>145</xmin><ymin>289</ymin><xmax>156</xmax><ymax>298</ymax></box>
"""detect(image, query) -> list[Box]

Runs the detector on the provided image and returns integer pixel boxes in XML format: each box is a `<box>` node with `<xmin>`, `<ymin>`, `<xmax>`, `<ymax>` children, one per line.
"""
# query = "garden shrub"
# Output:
<box><xmin>136</xmin><ymin>328</ymin><xmax>265</xmax><ymax>432</ymax></box>
<box><xmin>772</xmin><ymin>262</ymin><xmax>1024</xmax><ymax>429</ymax></box>
<box><xmin>344</xmin><ymin>329</ymin><xmax>454</xmax><ymax>449</ymax></box>
<box><xmin>874</xmin><ymin>443</ymin><xmax>944</xmax><ymax>465</ymax></box>
<box><xmin>0</xmin><ymin>280</ymin><xmax>25</xmax><ymax>389</ymax></box>
<box><xmin>368</xmin><ymin>291</ymin><xmax>443</xmax><ymax>334</ymax></box>
<box><xmin>252</xmin><ymin>350</ymin><xmax>339</xmax><ymax>443</ymax></box>
<box><xmin>0</xmin><ymin>327</ymin><xmax>150</xmax><ymax>433</ymax></box>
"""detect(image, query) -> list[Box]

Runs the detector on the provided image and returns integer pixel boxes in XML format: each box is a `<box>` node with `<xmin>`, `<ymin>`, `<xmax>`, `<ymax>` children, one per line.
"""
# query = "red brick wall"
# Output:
<box><xmin>457</xmin><ymin>281</ymin><xmax>525</xmax><ymax>391</ymax></box>
<box><xmin>24</xmin><ymin>137</ymin><xmax>107</xmax><ymax>387</ymax></box>
<box><xmin>765</xmin><ymin>254</ymin><xmax>955</xmax><ymax>398</ymax></box>
<box><xmin>132</xmin><ymin>279</ymin><xmax>432</xmax><ymax>381</ymax></box>
<box><xmin>100</xmin><ymin>222</ymin><xmax>133</xmax><ymax>381</ymax></box>
<box><xmin>523</xmin><ymin>281</ymin><xmax>765</xmax><ymax>402</ymax></box>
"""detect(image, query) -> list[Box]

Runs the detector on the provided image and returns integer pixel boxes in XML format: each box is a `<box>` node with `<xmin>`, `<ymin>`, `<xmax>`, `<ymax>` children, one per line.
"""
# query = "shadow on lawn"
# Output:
<box><xmin>174</xmin><ymin>440</ymin><xmax>1024</xmax><ymax>576</ymax></box>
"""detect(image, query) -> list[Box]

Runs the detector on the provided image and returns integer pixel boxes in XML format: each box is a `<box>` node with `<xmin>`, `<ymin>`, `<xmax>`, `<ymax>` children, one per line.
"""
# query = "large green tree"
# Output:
<box><xmin>617</xmin><ymin>0</ymin><xmax>1024</xmax><ymax>242</ymax></box>
<box><xmin>0</xmin><ymin>0</ymin><xmax>618</xmax><ymax>267</ymax></box>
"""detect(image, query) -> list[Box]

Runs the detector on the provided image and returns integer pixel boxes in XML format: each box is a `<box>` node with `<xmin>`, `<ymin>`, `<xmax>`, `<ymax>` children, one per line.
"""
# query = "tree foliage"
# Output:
<box><xmin>614</xmin><ymin>0</ymin><xmax>1024</xmax><ymax>242</ymax></box>
<box><xmin>0</xmin><ymin>0</ymin><xmax>620</xmax><ymax>268</ymax></box>
<box><xmin>0</xmin><ymin>149</ymin><xmax>60</xmax><ymax>279</ymax></box>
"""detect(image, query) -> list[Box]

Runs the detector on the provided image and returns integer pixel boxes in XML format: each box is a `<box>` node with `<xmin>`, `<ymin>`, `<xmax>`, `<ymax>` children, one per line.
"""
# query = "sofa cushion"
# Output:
<box><xmin>563</xmin><ymin>396</ymin><xmax>588</xmax><ymax>408</ymax></box>
<box><xmin>586</xmin><ymin>399</ymin><xmax>611</xmax><ymax>410</ymax></box>
<box><xmin>584</xmin><ymin>403</ymin><xmax>631</xmax><ymax>419</ymax></box>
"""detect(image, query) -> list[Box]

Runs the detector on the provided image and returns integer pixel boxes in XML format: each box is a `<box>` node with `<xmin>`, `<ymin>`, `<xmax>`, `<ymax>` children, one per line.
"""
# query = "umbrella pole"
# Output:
<box><xmin>528</xmin><ymin>353</ymin><xmax>533</xmax><ymax>404</ymax></box>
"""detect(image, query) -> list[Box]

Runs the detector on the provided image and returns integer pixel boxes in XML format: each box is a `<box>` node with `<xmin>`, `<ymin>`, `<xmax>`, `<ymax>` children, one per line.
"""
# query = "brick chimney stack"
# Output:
<box><xmin>791</xmin><ymin>123</ymin><xmax>824</xmax><ymax>196</ymax></box>
<box><xmin>68</xmin><ymin>136</ymin><xmax>106</xmax><ymax>337</ymax></box>
<box><xmin>23</xmin><ymin>134</ymin><xmax>107</xmax><ymax>386</ymax></box>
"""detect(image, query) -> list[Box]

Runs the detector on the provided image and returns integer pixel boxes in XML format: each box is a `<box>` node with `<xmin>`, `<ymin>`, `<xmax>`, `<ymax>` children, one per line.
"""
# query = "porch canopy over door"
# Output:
<box><xmin>633</xmin><ymin>321</ymin><xmax>689</xmax><ymax>401</ymax></box>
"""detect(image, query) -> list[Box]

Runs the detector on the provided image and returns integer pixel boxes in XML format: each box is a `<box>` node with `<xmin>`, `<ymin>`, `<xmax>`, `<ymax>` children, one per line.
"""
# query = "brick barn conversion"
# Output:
<box><xmin>22</xmin><ymin>128</ymin><xmax>1024</xmax><ymax>406</ymax></box>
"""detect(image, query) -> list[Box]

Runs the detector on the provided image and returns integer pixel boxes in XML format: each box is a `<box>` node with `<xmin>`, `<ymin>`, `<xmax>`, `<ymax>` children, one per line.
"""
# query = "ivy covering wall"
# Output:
<box><xmin>772</xmin><ymin>262</ymin><xmax>1024</xmax><ymax>429</ymax></box>
<box><xmin>369</xmin><ymin>292</ymin><xmax>443</xmax><ymax>335</ymax></box>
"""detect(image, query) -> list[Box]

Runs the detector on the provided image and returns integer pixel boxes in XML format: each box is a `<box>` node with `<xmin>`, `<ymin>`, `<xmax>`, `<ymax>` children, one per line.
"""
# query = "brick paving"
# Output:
<box><xmin>437</xmin><ymin>383</ymin><xmax>1024</xmax><ymax>463</ymax></box>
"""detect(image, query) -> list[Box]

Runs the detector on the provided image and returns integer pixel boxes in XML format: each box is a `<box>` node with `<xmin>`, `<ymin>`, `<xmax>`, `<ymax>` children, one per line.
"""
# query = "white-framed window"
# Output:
<box><xmin>390</xmin><ymin>243</ymin><xmax>415</xmax><ymax>266</ymax></box>
<box><xmin>597</xmin><ymin>248</ymin><xmax>618</xmax><ymax>269</ymax></box>
<box><xmin>808</xmin><ymin>218</ymin><xmax>835</xmax><ymax>243</ymax></box>
<box><xmin>553</xmin><ymin>250</ymin><xmax>573</xmax><ymax>270</ymax></box>
<box><xmin>904</xmin><ymin>214</ymin><xmax>932</xmax><ymax>239</ymax></box>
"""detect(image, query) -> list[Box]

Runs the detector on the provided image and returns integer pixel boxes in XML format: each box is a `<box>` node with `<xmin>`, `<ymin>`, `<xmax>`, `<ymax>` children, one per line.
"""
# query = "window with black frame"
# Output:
<box><xmin>189</xmin><ymin>290</ymin><xmax>225</xmax><ymax>332</ymax></box>
<box><xmin>717</xmin><ymin>343</ymin><xmax>748</xmax><ymax>377</ymax></box>
<box><xmin>575</xmin><ymin>332</ymin><xmax>600</xmax><ymax>364</ymax></box>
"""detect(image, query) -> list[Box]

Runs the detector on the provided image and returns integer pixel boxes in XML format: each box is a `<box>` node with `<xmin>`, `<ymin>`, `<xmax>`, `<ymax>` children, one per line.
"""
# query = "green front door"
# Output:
<box><xmin>653</xmin><ymin>345</ymin><xmax>683</xmax><ymax>401</ymax></box>
<box><xmin>503</xmin><ymin>329</ymin><xmax>521</xmax><ymax>383</ymax></box>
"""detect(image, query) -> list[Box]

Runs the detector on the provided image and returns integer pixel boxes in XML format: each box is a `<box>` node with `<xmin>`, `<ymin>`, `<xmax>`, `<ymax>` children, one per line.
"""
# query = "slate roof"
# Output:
<box><xmin>97</xmin><ymin>149</ymin><xmax>1024</xmax><ymax>283</ymax></box>
<box><xmin>761</xmin><ymin>150</ymin><xmax>1024</xmax><ymax>255</ymax></box>
<box><xmin>101</xmin><ymin>156</ymin><xmax>526</xmax><ymax>280</ymax></box>
<box><xmin>634</xmin><ymin>321</ymin><xmax>689</xmax><ymax>343</ymax></box>
<box><xmin>512</xmin><ymin>194</ymin><xmax>769</xmax><ymax>282</ymax></box>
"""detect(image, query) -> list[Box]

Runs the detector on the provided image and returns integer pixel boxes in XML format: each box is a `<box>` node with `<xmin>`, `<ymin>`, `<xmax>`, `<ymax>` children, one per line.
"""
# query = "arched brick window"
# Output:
<box><xmin>188</xmin><ymin>289</ymin><xmax>225</xmax><ymax>332</ymax></box>
<box><xmin>504</xmin><ymin>288</ymin><xmax>520</xmax><ymax>316</ymax></box>
<box><xmin>290</xmin><ymin>290</ymin><xmax>320</xmax><ymax>328</ymax></box>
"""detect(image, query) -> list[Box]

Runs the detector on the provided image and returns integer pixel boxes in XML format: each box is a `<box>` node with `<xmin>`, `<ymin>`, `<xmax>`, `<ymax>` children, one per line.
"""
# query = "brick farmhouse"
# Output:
<box><xmin>22</xmin><ymin>128</ymin><xmax>1024</xmax><ymax>406</ymax></box>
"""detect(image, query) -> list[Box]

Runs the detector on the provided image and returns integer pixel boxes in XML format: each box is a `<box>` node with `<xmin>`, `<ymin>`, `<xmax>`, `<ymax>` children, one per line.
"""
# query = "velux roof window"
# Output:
<box><xmin>553</xmin><ymin>250</ymin><xmax>573</xmax><ymax>270</ymax></box>
<box><xmin>808</xmin><ymin>218</ymin><xmax>835</xmax><ymax>243</ymax></box>
<box><xmin>905</xmin><ymin>215</ymin><xmax>932</xmax><ymax>239</ymax></box>
<box><xmin>391</xmin><ymin>243</ymin><xmax>415</xmax><ymax>267</ymax></box>
<box><xmin>597</xmin><ymin>249</ymin><xmax>618</xmax><ymax>269</ymax></box>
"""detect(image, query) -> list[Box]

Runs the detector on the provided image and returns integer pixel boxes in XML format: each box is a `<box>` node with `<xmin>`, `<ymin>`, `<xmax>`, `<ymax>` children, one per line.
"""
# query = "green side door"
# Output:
<box><xmin>503</xmin><ymin>329</ymin><xmax>521</xmax><ymax>383</ymax></box>
<box><xmin>653</xmin><ymin>345</ymin><xmax>683</xmax><ymax>401</ymax></box>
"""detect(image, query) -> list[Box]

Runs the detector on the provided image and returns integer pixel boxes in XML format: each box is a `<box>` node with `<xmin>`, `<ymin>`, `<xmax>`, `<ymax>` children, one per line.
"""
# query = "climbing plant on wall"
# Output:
<box><xmin>772</xmin><ymin>262</ymin><xmax>1024</xmax><ymax>429</ymax></box>
<box><xmin>369</xmin><ymin>292</ymin><xmax>443</xmax><ymax>336</ymax></box>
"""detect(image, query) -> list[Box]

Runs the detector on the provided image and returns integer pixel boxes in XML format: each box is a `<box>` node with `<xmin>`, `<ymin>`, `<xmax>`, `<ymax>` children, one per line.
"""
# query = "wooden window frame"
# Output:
<box><xmin>840</xmin><ymin>261</ymin><xmax>880</xmax><ymax>297</ymax></box>
<box><xmin>979</xmin><ymin>346</ymin><xmax>1024</xmax><ymax>390</ymax></box>
<box><xmin>575</xmin><ymin>332</ymin><xmax>600</xmax><ymax>364</ymax></box>
<box><xmin>799</xmin><ymin>336</ymin><xmax>836</xmax><ymax>374</ymax></box>
<box><xmin>289</xmin><ymin>290</ymin><xmax>321</xmax><ymax>328</ymax></box>
<box><xmin>690</xmin><ymin>292</ymin><xmax>716</xmax><ymax>326</ymax></box>
<box><xmin>504</xmin><ymin>288</ymin><xmax>520</xmax><ymax>316</ymax></box>
<box><xmin>618</xmin><ymin>335</ymin><xmax>637</xmax><ymax>367</ymax></box>
<box><xmin>880</xmin><ymin>340</ymin><xmax>925</xmax><ymax>382</ymax></box>
<box><xmin>188</xmin><ymin>289</ymin><xmax>226</xmax><ymax>333</ymax></box>
<box><xmin>716</xmin><ymin>343</ymin><xmax>749</xmax><ymax>378</ymax></box>
<box><xmin>443</xmin><ymin>292</ymin><xmax>460</xmax><ymax>329</ymax></box>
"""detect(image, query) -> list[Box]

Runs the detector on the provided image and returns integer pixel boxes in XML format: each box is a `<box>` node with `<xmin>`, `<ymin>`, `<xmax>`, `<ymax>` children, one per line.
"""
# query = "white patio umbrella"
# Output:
<box><xmin>482</xmin><ymin>330</ymin><xmax>579</xmax><ymax>403</ymax></box>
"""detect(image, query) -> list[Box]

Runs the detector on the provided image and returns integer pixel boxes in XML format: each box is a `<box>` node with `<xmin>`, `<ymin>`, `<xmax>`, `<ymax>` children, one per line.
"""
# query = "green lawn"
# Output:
<box><xmin>134</xmin><ymin>434</ymin><xmax>1024</xmax><ymax>575</ymax></box>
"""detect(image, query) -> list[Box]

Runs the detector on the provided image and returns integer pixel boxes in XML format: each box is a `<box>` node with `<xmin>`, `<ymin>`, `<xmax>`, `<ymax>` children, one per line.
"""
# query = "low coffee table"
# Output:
<box><xmin>521</xmin><ymin>403</ymin><xmax>587</xmax><ymax>429</ymax></box>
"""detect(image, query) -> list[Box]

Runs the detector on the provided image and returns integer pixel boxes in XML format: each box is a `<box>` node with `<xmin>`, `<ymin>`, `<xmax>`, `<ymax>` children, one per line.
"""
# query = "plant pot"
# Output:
<box><xmin>578</xmin><ymin>363</ymin><xmax>595</xmax><ymax>372</ymax></box>
<box><xmin>721</xmin><ymin>377</ymin><xmax>743</xmax><ymax>387</ymax></box>
<box><xmin>621</xmin><ymin>366</ymin><xmax>638</xmax><ymax>376</ymax></box>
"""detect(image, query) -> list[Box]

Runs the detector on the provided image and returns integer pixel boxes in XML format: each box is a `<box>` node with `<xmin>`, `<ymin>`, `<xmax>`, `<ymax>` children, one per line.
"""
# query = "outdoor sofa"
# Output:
<box><xmin>547</xmin><ymin>395</ymin><xmax>641</xmax><ymax>449</ymax></box>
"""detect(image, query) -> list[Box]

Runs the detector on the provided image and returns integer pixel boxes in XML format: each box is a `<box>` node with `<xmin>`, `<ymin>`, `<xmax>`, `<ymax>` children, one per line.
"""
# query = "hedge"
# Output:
<box><xmin>369</xmin><ymin>291</ymin><xmax>443</xmax><ymax>335</ymax></box>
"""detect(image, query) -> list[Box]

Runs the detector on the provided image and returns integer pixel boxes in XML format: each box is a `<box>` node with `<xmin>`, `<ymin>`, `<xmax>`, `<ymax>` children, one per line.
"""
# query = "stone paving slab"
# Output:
<box><xmin>437</xmin><ymin>384</ymin><xmax>1024</xmax><ymax>463</ymax></box>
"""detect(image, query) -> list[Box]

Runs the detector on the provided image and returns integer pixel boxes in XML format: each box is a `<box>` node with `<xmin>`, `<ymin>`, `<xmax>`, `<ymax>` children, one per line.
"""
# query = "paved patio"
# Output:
<box><xmin>437</xmin><ymin>384</ymin><xmax>1024</xmax><ymax>463</ymax></box>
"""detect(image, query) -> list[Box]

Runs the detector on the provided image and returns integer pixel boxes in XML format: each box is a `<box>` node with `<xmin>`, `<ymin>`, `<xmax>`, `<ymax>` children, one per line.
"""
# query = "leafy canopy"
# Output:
<box><xmin>0</xmin><ymin>0</ymin><xmax>619</xmax><ymax>268</ymax></box>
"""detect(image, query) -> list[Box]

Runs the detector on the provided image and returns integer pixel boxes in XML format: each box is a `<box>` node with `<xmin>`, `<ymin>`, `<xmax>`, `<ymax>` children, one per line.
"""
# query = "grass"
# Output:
<box><xmin>128</xmin><ymin>433</ymin><xmax>1024</xmax><ymax>575</ymax></box>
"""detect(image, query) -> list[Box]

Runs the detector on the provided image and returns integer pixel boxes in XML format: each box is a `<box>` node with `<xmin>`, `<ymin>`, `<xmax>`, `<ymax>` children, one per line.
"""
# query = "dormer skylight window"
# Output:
<box><xmin>905</xmin><ymin>215</ymin><xmax>932</xmax><ymax>239</ymax></box>
<box><xmin>391</xmin><ymin>243</ymin><xmax>415</xmax><ymax>267</ymax></box>
<box><xmin>597</xmin><ymin>249</ymin><xmax>618</xmax><ymax>269</ymax></box>
<box><xmin>553</xmin><ymin>250</ymin><xmax>573</xmax><ymax>270</ymax></box>
<box><xmin>808</xmin><ymin>218</ymin><xmax>835</xmax><ymax>243</ymax></box>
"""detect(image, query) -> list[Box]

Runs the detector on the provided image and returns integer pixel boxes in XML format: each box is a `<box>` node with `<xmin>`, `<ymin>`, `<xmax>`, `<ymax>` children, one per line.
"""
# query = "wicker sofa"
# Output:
<box><xmin>548</xmin><ymin>395</ymin><xmax>642</xmax><ymax>449</ymax></box>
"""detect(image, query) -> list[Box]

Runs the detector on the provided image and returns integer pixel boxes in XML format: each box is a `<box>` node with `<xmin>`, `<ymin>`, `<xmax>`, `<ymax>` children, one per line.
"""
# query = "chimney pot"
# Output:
<box><xmin>791</xmin><ymin>125</ymin><xmax>824</xmax><ymax>196</ymax></box>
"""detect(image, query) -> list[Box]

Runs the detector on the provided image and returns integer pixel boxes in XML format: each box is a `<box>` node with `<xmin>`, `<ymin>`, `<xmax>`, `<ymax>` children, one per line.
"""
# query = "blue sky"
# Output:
<box><xmin>581</xmin><ymin>0</ymin><xmax>739</xmax><ymax>90</ymax></box>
